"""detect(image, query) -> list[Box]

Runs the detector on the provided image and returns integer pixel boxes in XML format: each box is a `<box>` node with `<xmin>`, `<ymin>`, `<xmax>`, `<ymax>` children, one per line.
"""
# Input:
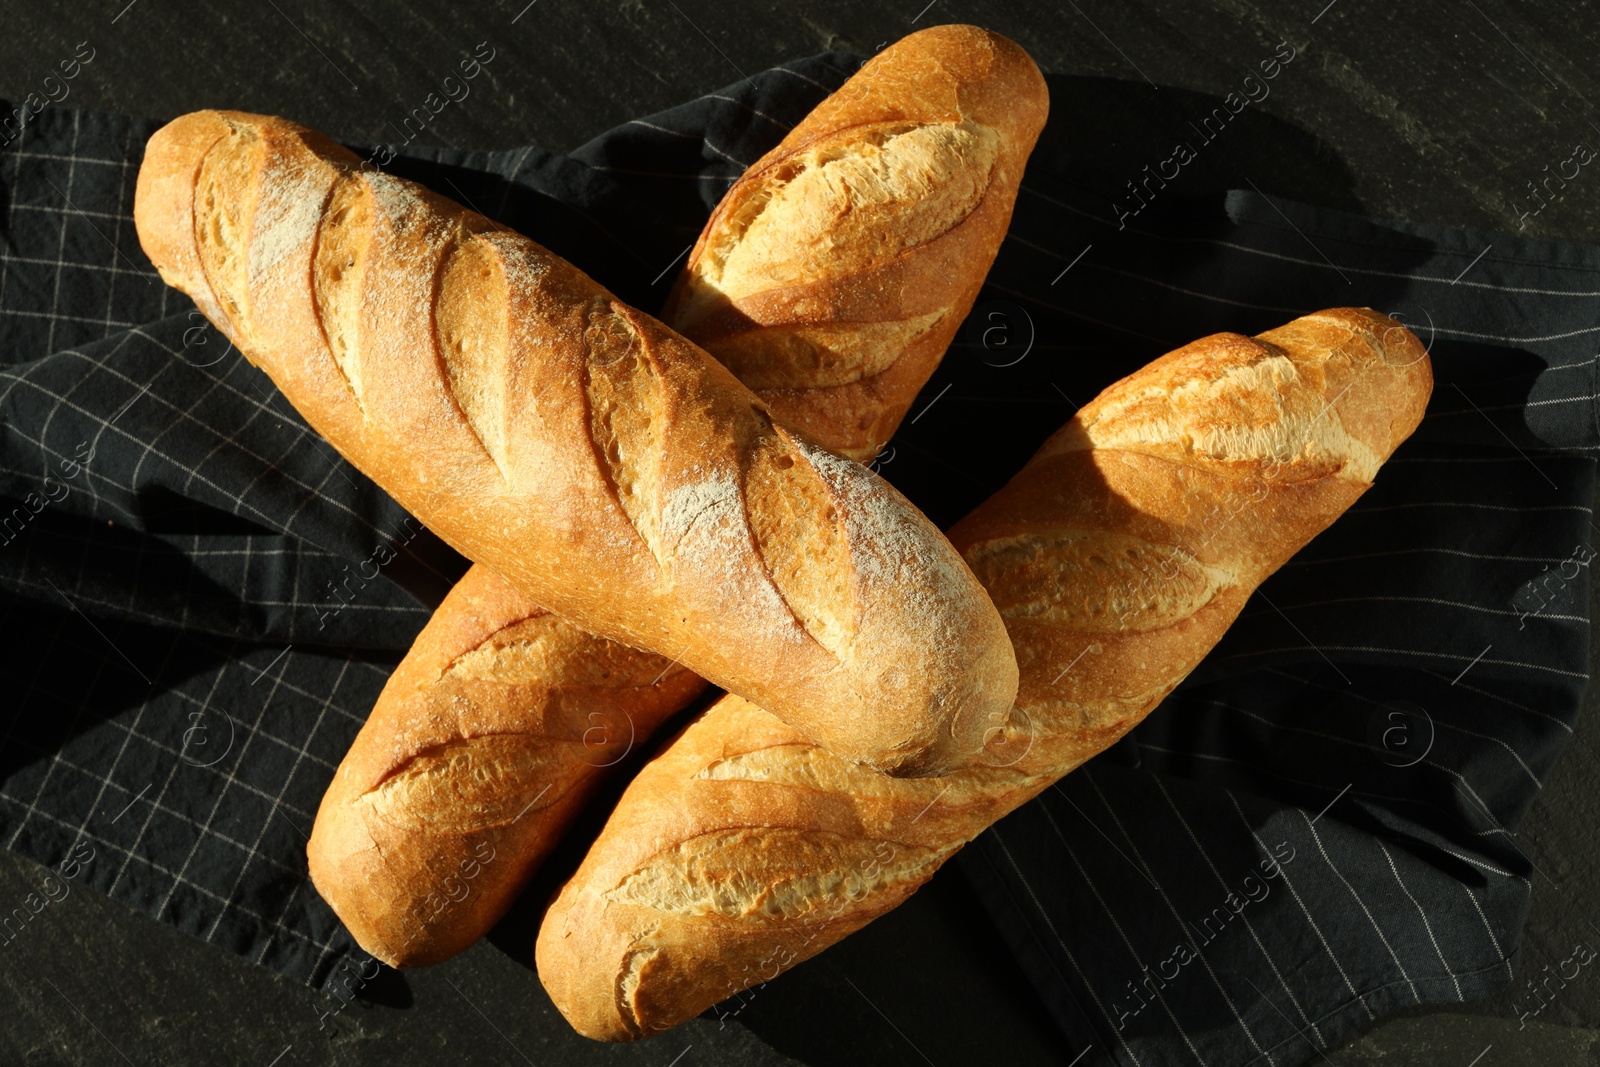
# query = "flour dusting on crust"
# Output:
<box><xmin>249</xmin><ymin>163</ymin><xmax>326</xmax><ymax>284</ymax></box>
<box><xmin>661</xmin><ymin>470</ymin><xmax>796</xmax><ymax>639</ymax></box>
<box><xmin>800</xmin><ymin>438</ymin><xmax>984</xmax><ymax>645</ymax></box>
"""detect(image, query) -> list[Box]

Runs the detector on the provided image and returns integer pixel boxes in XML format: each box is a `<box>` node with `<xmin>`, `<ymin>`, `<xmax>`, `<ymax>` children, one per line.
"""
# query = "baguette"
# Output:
<box><xmin>307</xmin><ymin>24</ymin><xmax>1048</xmax><ymax>967</ymax></box>
<box><xmin>133</xmin><ymin>109</ymin><xmax>1017</xmax><ymax>776</ymax></box>
<box><xmin>662</xmin><ymin>24</ymin><xmax>1049</xmax><ymax>461</ymax></box>
<box><xmin>305</xmin><ymin>565</ymin><xmax>707</xmax><ymax>965</ymax></box>
<box><xmin>534</xmin><ymin>308</ymin><xmax>1434</xmax><ymax>1040</ymax></box>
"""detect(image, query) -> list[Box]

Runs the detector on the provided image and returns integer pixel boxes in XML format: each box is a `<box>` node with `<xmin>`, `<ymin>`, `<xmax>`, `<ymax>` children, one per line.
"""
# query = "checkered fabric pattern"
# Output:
<box><xmin>0</xmin><ymin>51</ymin><xmax>857</xmax><ymax>1004</ymax></box>
<box><xmin>955</xmin><ymin>184</ymin><xmax>1600</xmax><ymax>1065</ymax></box>
<box><xmin>1</xmin><ymin>52</ymin><xmax>1596</xmax><ymax>1067</ymax></box>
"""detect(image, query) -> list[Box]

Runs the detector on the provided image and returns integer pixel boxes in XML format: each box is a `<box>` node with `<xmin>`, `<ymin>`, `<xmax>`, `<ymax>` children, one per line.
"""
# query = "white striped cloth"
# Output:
<box><xmin>0</xmin><ymin>52</ymin><xmax>1593</xmax><ymax>1067</ymax></box>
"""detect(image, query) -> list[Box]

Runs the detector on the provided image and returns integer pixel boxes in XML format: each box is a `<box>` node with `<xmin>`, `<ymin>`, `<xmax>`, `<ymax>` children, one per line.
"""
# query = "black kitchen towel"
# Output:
<box><xmin>950</xmin><ymin>120</ymin><xmax>1599</xmax><ymax>1067</ymax></box>
<box><xmin>0</xmin><ymin>51</ymin><xmax>1593</xmax><ymax>1067</ymax></box>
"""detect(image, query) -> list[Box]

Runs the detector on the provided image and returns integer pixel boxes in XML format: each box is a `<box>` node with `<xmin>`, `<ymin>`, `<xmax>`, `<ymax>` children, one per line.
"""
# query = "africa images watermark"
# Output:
<box><xmin>0</xmin><ymin>41</ymin><xmax>96</xmax><ymax>149</ymax></box>
<box><xmin>1512</xmin><ymin>139</ymin><xmax>1596</xmax><ymax>231</ymax></box>
<box><xmin>358</xmin><ymin>41</ymin><xmax>498</xmax><ymax>171</ymax></box>
<box><xmin>1366</xmin><ymin>699</ymin><xmax>1436</xmax><ymax>769</ymax></box>
<box><xmin>1</xmin><ymin>441</ymin><xmax>97</xmax><ymax>550</ymax></box>
<box><xmin>313</xmin><ymin>952</ymin><xmax>383</xmax><ymax>1032</ymax></box>
<box><xmin>1108</xmin><ymin>840</ymin><xmax>1297</xmax><ymax>1031</ymax></box>
<box><xmin>1512</xmin><ymin>542</ymin><xmax>1592</xmax><ymax>629</ymax></box>
<box><xmin>1113</xmin><ymin>40</ymin><xmax>1298</xmax><ymax>230</ymax></box>
<box><xmin>314</xmin><ymin>838</ymin><xmax>498</xmax><ymax>1031</ymax></box>
<box><xmin>0</xmin><ymin>841</ymin><xmax>95</xmax><ymax>951</ymax></box>
<box><xmin>315</xmin><ymin>515</ymin><xmax>426</xmax><ymax>629</ymax></box>
<box><xmin>395</xmin><ymin>841</ymin><xmax>497</xmax><ymax>944</ymax></box>
<box><xmin>1514</xmin><ymin>938</ymin><xmax>1597</xmax><ymax>1029</ymax></box>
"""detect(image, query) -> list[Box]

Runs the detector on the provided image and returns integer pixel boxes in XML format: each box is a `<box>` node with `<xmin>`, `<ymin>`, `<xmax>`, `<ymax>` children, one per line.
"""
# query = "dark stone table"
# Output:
<box><xmin>2</xmin><ymin>2</ymin><xmax>1597</xmax><ymax>1064</ymax></box>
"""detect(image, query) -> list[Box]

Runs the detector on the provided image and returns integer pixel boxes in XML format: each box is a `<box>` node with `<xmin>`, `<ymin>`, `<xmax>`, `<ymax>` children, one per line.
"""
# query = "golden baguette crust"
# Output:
<box><xmin>663</xmin><ymin>24</ymin><xmax>1049</xmax><ymax>460</ymax></box>
<box><xmin>534</xmin><ymin>308</ymin><xmax>1433</xmax><ymax>1040</ymax></box>
<box><xmin>307</xmin><ymin>37</ymin><xmax>1056</xmax><ymax>966</ymax></box>
<box><xmin>535</xmin><ymin>691</ymin><xmax>1014</xmax><ymax>1041</ymax></box>
<box><xmin>306</xmin><ymin>566</ymin><xmax>706</xmax><ymax>966</ymax></box>
<box><xmin>133</xmin><ymin>109</ymin><xmax>1017</xmax><ymax>776</ymax></box>
<box><xmin>309</xmin><ymin>29</ymin><xmax>1049</xmax><ymax>967</ymax></box>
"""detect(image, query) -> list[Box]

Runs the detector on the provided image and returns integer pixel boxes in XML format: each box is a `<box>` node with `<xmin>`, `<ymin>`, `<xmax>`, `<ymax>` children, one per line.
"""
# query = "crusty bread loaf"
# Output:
<box><xmin>663</xmin><ymin>24</ymin><xmax>1048</xmax><ymax>461</ymax></box>
<box><xmin>133</xmin><ymin>109</ymin><xmax>1017</xmax><ymax>776</ymax></box>
<box><xmin>307</xmin><ymin>25</ymin><xmax>1050</xmax><ymax>969</ymax></box>
<box><xmin>305</xmin><ymin>565</ymin><xmax>707</xmax><ymax>965</ymax></box>
<box><xmin>534</xmin><ymin>308</ymin><xmax>1433</xmax><ymax>1040</ymax></box>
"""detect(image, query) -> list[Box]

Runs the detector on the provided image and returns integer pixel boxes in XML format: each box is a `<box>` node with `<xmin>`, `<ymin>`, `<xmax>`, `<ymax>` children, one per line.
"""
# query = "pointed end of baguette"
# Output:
<box><xmin>306</xmin><ymin>790</ymin><xmax>410</xmax><ymax>968</ymax></box>
<box><xmin>534</xmin><ymin>885</ymin><xmax>648</xmax><ymax>1041</ymax></box>
<box><xmin>867</xmin><ymin>25</ymin><xmax>1049</xmax><ymax>144</ymax></box>
<box><xmin>135</xmin><ymin>111</ymin><xmax>236</xmax><ymax>320</ymax></box>
<box><xmin>1271</xmin><ymin>306</ymin><xmax>1434</xmax><ymax>463</ymax></box>
<box><xmin>1048</xmin><ymin>307</ymin><xmax>1433</xmax><ymax>486</ymax></box>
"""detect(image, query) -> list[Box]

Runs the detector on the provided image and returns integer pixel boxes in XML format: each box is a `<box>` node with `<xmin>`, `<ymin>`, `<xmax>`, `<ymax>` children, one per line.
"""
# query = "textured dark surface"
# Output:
<box><xmin>1</xmin><ymin>1</ymin><xmax>1598</xmax><ymax>1065</ymax></box>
